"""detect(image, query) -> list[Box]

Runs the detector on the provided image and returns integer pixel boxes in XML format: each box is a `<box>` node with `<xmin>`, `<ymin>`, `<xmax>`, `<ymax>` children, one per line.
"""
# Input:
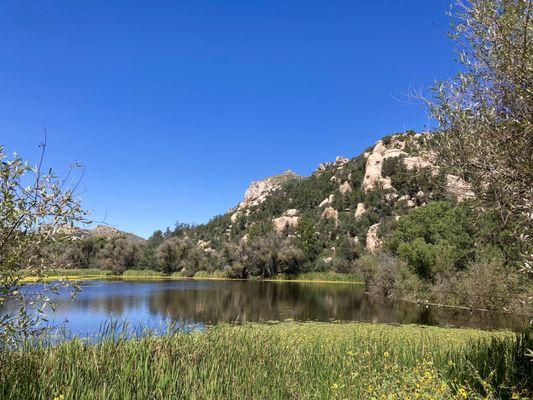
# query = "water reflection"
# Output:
<box><xmin>2</xmin><ymin>279</ymin><xmax>528</xmax><ymax>338</ymax></box>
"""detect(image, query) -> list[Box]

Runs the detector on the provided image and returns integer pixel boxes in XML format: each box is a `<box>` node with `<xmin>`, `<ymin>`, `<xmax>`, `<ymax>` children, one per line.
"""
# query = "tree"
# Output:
<box><xmin>430</xmin><ymin>0</ymin><xmax>532</xmax><ymax>265</ymax></box>
<box><xmin>97</xmin><ymin>235</ymin><xmax>145</xmax><ymax>274</ymax></box>
<box><xmin>0</xmin><ymin>142</ymin><xmax>87</xmax><ymax>341</ymax></box>
<box><xmin>147</xmin><ymin>230</ymin><xmax>164</xmax><ymax>248</ymax></box>
<box><xmin>155</xmin><ymin>237</ymin><xmax>191</xmax><ymax>274</ymax></box>
<box><xmin>241</xmin><ymin>232</ymin><xmax>280</xmax><ymax>277</ymax></box>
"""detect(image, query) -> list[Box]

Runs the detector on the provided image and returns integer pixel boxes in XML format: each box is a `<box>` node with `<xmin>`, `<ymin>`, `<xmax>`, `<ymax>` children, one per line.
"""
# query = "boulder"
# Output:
<box><xmin>319</xmin><ymin>194</ymin><xmax>335</xmax><ymax>208</ymax></box>
<box><xmin>373</xmin><ymin>141</ymin><xmax>387</xmax><ymax>156</ymax></box>
<box><xmin>335</xmin><ymin>156</ymin><xmax>349</xmax><ymax>165</ymax></box>
<box><xmin>197</xmin><ymin>240</ymin><xmax>210</xmax><ymax>248</ymax></box>
<box><xmin>362</xmin><ymin>141</ymin><xmax>398</xmax><ymax>191</ymax></box>
<box><xmin>284</xmin><ymin>209</ymin><xmax>298</xmax><ymax>217</ymax></box>
<box><xmin>381</xmin><ymin>177</ymin><xmax>393</xmax><ymax>190</ymax></box>
<box><xmin>239</xmin><ymin>234</ymin><xmax>249</xmax><ymax>245</ymax></box>
<box><xmin>330</xmin><ymin>176</ymin><xmax>340</xmax><ymax>184</ymax></box>
<box><xmin>230</xmin><ymin>212</ymin><xmax>240</xmax><ymax>224</ymax></box>
<box><xmin>362</xmin><ymin>151</ymin><xmax>384</xmax><ymax>191</ymax></box>
<box><xmin>272</xmin><ymin>216</ymin><xmax>299</xmax><ymax>233</ymax></box>
<box><xmin>339</xmin><ymin>181</ymin><xmax>352</xmax><ymax>195</ymax></box>
<box><xmin>385</xmin><ymin>192</ymin><xmax>399</xmax><ymax>202</ymax></box>
<box><xmin>354</xmin><ymin>203</ymin><xmax>366</xmax><ymax>219</ymax></box>
<box><xmin>446</xmin><ymin>174</ymin><xmax>475</xmax><ymax>202</ymax></box>
<box><xmin>321</xmin><ymin>206</ymin><xmax>339</xmax><ymax>221</ymax></box>
<box><xmin>366</xmin><ymin>223</ymin><xmax>382</xmax><ymax>253</ymax></box>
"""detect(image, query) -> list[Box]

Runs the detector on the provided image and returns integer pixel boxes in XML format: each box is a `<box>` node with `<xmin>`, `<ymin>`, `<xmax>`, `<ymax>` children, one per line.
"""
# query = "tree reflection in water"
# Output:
<box><xmin>3</xmin><ymin>280</ymin><xmax>527</xmax><ymax>337</ymax></box>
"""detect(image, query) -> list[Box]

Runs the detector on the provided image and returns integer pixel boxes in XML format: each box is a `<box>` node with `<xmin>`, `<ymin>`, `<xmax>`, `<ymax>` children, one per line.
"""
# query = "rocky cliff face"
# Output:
<box><xmin>243</xmin><ymin>170</ymin><xmax>300</xmax><ymax>208</ymax></box>
<box><xmin>231</xmin><ymin>170</ymin><xmax>300</xmax><ymax>223</ymax></box>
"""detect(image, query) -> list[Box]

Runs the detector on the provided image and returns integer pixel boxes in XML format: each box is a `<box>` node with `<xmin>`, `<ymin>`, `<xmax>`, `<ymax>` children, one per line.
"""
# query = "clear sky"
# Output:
<box><xmin>1</xmin><ymin>0</ymin><xmax>458</xmax><ymax>238</ymax></box>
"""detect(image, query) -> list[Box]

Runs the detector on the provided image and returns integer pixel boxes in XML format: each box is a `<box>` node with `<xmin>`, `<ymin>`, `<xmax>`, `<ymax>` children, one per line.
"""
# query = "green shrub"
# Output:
<box><xmin>386</xmin><ymin>201</ymin><xmax>475</xmax><ymax>281</ymax></box>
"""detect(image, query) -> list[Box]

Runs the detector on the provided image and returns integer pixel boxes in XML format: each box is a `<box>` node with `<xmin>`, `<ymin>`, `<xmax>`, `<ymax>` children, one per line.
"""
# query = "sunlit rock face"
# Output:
<box><xmin>366</xmin><ymin>223</ymin><xmax>382</xmax><ymax>253</ymax></box>
<box><xmin>231</xmin><ymin>170</ymin><xmax>301</xmax><ymax>222</ymax></box>
<box><xmin>242</xmin><ymin>170</ymin><xmax>300</xmax><ymax>208</ymax></box>
<box><xmin>446</xmin><ymin>174</ymin><xmax>475</xmax><ymax>202</ymax></box>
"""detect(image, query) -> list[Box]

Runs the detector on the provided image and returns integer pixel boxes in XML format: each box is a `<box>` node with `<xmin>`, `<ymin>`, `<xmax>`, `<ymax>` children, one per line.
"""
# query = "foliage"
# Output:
<box><xmin>155</xmin><ymin>237</ymin><xmax>208</xmax><ymax>276</ymax></box>
<box><xmin>386</xmin><ymin>201</ymin><xmax>476</xmax><ymax>281</ymax></box>
<box><xmin>0</xmin><ymin>144</ymin><xmax>87</xmax><ymax>341</ymax></box>
<box><xmin>357</xmin><ymin>252</ymin><xmax>406</xmax><ymax>296</ymax></box>
<box><xmin>430</xmin><ymin>0</ymin><xmax>533</xmax><ymax>265</ymax></box>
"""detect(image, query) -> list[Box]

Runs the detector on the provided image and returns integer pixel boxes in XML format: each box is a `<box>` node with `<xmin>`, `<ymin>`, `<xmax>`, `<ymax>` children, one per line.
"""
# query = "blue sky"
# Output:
<box><xmin>1</xmin><ymin>0</ymin><xmax>457</xmax><ymax>238</ymax></box>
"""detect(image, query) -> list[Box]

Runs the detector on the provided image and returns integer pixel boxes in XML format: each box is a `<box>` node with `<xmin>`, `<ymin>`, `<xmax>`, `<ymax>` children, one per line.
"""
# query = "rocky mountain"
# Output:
<box><xmin>197</xmin><ymin>132</ymin><xmax>473</xmax><ymax>255</ymax></box>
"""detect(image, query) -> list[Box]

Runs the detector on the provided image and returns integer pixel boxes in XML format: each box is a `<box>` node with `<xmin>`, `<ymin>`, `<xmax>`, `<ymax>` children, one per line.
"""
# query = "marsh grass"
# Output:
<box><xmin>21</xmin><ymin>269</ymin><xmax>364</xmax><ymax>285</ymax></box>
<box><xmin>1</xmin><ymin>322</ymin><xmax>530</xmax><ymax>399</ymax></box>
<box><xmin>265</xmin><ymin>271</ymin><xmax>364</xmax><ymax>283</ymax></box>
<box><xmin>20</xmin><ymin>269</ymin><xmax>114</xmax><ymax>283</ymax></box>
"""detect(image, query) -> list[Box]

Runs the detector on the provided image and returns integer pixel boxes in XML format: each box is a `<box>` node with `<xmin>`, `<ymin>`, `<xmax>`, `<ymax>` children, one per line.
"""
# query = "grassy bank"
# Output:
<box><xmin>1</xmin><ymin>323</ymin><xmax>530</xmax><ymax>399</ymax></box>
<box><xmin>20</xmin><ymin>268</ymin><xmax>114</xmax><ymax>283</ymax></box>
<box><xmin>21</xmin><ymin>269</ymin><xmax>364</xmax><ymax>284</ymax></box>
<box><xmin>265</xmin><ymin>271</ymin><xmax>363</xmax><ymax>283</ymax></box>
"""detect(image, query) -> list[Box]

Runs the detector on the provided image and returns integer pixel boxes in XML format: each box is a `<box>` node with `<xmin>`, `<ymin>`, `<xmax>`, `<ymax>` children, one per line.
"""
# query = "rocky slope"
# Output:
<box><xmin>211</xmin><ymin>132</ymin><xmax>473</xmax><ymax>255</ymax></box>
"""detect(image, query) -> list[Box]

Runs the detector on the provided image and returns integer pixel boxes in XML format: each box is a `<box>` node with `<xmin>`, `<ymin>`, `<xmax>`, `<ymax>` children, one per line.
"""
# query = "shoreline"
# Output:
<box><xmin>18</xmin><ymin>271</ymin><xmax>531</xmax><ymax>318</ymax></box>
<box><xmin>20</xmin><ymin>270</ymin><xmax>365</xmax><ymax>285</ymax></box>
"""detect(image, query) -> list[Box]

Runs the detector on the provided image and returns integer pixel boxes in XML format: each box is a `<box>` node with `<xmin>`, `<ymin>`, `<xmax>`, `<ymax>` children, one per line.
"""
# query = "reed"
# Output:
<box><xmin>1</xmin><ymin>322</ymin><xmax>530</xmax><ymax>399</ymax></box>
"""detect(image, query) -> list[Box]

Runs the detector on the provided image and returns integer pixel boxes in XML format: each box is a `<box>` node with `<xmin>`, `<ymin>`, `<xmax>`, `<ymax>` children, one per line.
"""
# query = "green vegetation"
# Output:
<box><xmin>266</xmin><ymin>271</ymin><xmax>363</xmax><ymax>283</ymax></box>
<box><xmin>430</xmin><ymin>0</ymin><xmax>532</xmax><ymax>260</ymax></box>
<box><xmin>0</xmin><ymin>143</ymin><xmax>87</xmax><ymax>340</ymax></box>
<box><xmin>36</xmin><ymin>147</ymin><xmax>530</xmax><ymax>312</ymax></box>
<box><xmin>21</xmin><ymin>268</ymin><xmax>113</xmax><ymax>283</ymax></box>
<box><xmin>1</xmin><ymin>323</ymin><xmax>531</xmax><ymax>399</ymax></box>
<box><xmin>361</xmin><ymin>201</ymin><xmax>529</xmax><ymax>312</ymax></box>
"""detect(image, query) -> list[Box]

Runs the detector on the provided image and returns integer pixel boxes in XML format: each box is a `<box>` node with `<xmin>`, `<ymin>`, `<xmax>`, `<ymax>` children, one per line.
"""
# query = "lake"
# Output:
<box><xmin>4</xmin><ymin>279</ymin><xmax>528</xmax><ymax>338</ymax></box>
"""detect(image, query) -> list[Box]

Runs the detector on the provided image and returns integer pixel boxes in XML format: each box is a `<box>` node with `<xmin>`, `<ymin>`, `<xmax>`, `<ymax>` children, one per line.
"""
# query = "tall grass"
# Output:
<box><xmin>266</xmin><ymin>271</ymin><xmax>363</xmax><ymax>283</ymax></box>
<box><xmin>20</xmin><ymin>268</ymin><xmax>114</xmax><ymax>282</ymax></box>
<box><xmin>22</xmin><ymin>269</ymin><xmax>365</xmax><ymax>284</ymax></box>
<box><xmin>1</xmin><ymin>323</ymin><xmax>530</xmax><ymax>399</ymax></box>
<box><xmin>121</xmin><ymin>269</ymin><xmax>163</xmax><ymax>278</ymax></box>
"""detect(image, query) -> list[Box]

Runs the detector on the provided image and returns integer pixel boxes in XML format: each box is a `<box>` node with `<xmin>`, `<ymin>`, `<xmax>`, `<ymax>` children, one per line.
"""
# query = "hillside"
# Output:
<box><xmin>188</xmin><ymin>131</ymin><xmax>471</xmax><ymax>256</ymax></box>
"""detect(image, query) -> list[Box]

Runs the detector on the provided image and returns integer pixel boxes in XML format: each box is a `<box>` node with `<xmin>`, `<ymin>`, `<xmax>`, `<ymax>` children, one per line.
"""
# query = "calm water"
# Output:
<box><xmin>4</xmin><ymin>279</ymin><xmax>528</xmax><ymax>338</ymax></box>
